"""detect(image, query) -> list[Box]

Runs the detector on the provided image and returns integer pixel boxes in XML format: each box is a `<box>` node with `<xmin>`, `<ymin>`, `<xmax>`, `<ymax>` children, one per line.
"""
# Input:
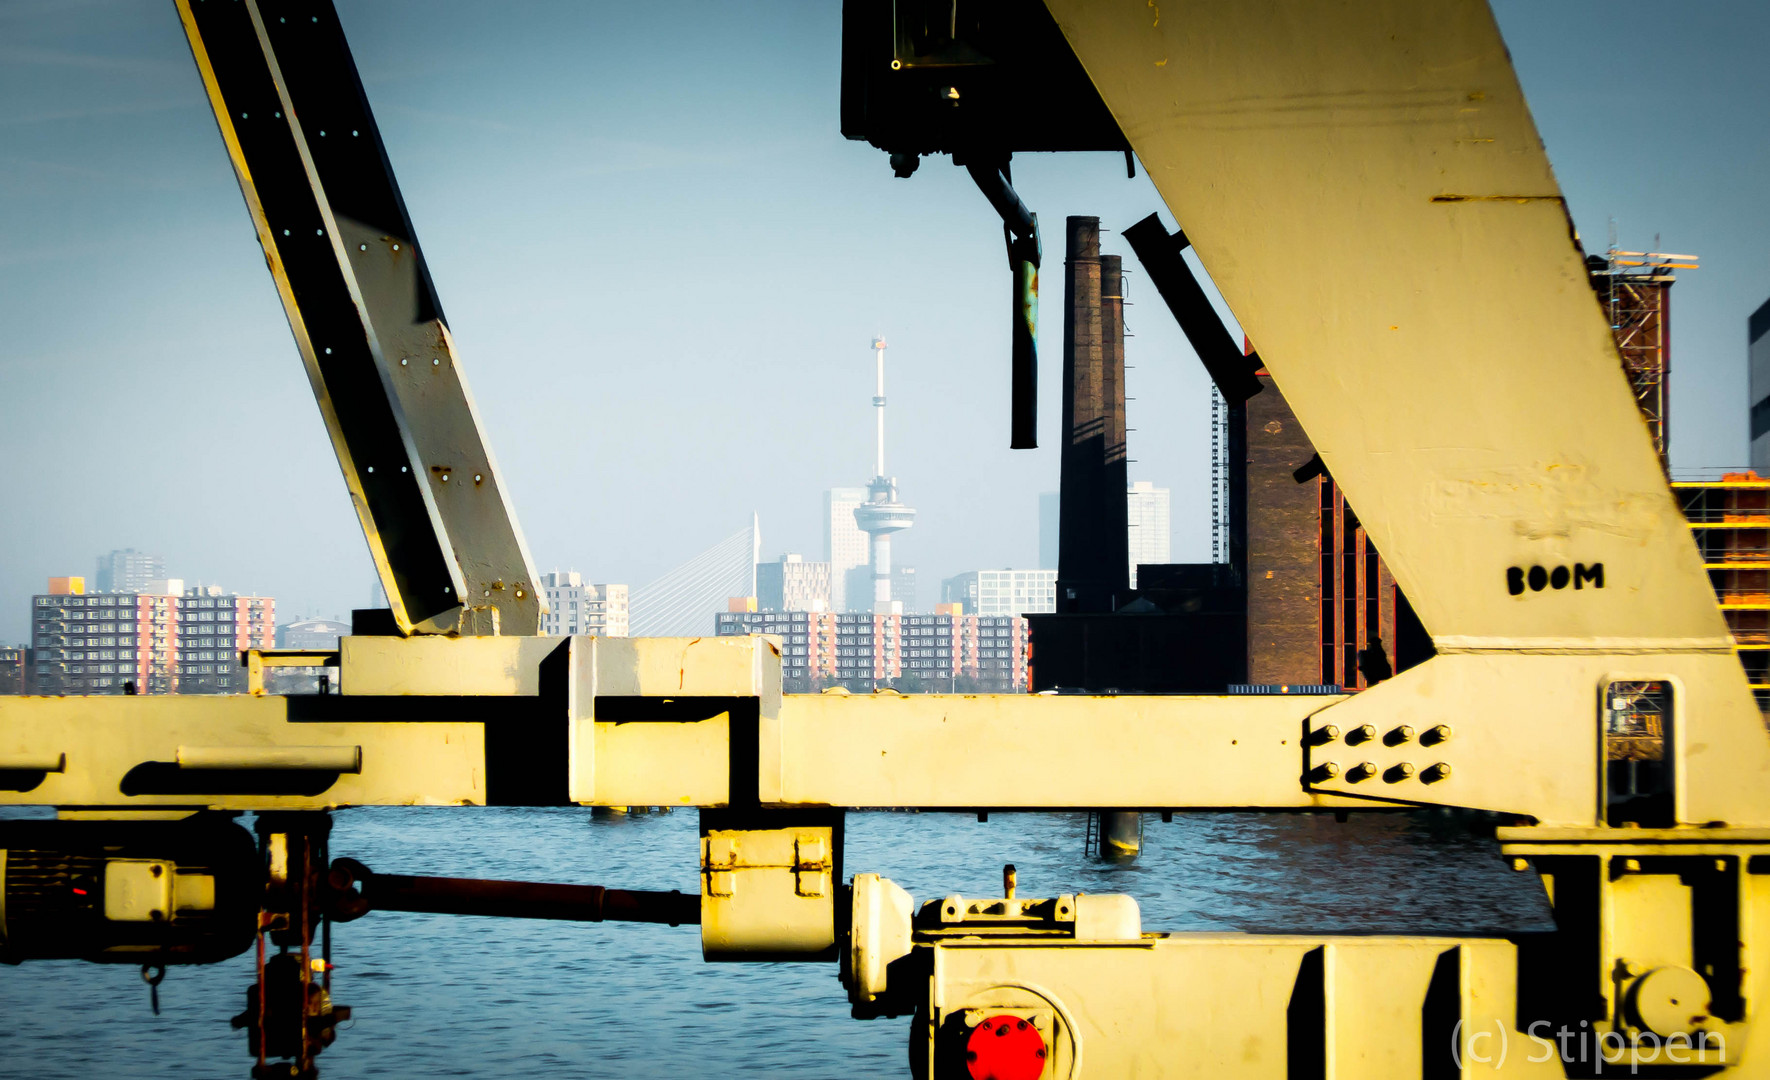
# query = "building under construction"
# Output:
<box><xmin>1673</xmin><ymin>475</ymin><xmax>1770</xmax><ymax>708</ymax></box>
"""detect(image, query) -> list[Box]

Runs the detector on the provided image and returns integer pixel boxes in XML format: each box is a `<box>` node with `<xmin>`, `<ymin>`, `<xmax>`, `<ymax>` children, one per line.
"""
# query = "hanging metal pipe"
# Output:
<box><xmin>967</xmin><ymin>158</ymin><xmax>1042</xmax><ymax>450</ymax></box>
<box><xmin>1010</xmin><ymin>254</ymin><xmax>1040</xmax><ymax>449</ymax></box>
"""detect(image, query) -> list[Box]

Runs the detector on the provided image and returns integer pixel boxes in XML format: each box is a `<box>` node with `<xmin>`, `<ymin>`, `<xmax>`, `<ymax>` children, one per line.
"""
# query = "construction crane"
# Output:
<box><xmin>4</xmin><ymin>1</ymin><xmax>1768</xmax><ymax>1076</ymax></box>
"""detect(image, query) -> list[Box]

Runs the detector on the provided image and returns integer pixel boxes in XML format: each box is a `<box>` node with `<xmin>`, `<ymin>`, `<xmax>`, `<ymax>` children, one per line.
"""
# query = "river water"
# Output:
<box><xmin>0</xmin><ymin>806</ymin><xmax>1553</xmax><ymax>1079</ymax></box>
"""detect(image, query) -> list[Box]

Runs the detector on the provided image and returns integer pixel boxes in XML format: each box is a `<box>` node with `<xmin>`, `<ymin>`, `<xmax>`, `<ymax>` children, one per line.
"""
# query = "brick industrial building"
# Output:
<box><xmin>715</xmin><ymin>609</ymin><xmax>1029</xmax><ymax>693</ymax></box>
<box><xmin>1241</xmin><ymin>369</ymin><xmax>1417</xmax><ymax>690</ymax></box>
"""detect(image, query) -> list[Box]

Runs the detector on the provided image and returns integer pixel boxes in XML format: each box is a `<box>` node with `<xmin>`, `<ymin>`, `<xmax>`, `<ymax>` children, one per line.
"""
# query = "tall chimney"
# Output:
<box><xmin>1101</xmin><ymin>254</ymin><xmax>1130</xmax><ymax>577</ymax></box>
<box><xmin>1056</xmin><ymin>217</ymin><xmax>1129</xmax><ymax>613</ymax></box>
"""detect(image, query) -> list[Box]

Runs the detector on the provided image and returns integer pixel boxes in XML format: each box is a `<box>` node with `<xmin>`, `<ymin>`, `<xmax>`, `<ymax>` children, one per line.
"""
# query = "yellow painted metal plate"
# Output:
<box><xmin>0</xmin><ymin>696</ymin><xmax>482</xmax><ymax>810</ymax></box>
<box><xmin>767</xmin><ymin>693</ymin><xmax>1386</xmax><ymax>810</ymax></box>
<box><xmin>340</xmin><ymin>635</ymin><xmax>561</xmax><ymax>696</ymax></box>
<box><xmin>1042</xmin><ymin>0</ymin><xmax>1725</xmax><ymax>652</ymax></box>
<box><xmin>588</xmin><ymin>713</ymin><xmax>730</xmax><ymax>808</ymax></box>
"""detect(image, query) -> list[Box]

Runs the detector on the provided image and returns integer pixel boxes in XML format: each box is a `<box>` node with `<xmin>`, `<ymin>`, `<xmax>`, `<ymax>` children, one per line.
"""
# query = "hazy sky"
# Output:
<box><xmin>3</xmin><ymin>1</ymin><xmax>1767</xmax><ymax>641</ymax></box>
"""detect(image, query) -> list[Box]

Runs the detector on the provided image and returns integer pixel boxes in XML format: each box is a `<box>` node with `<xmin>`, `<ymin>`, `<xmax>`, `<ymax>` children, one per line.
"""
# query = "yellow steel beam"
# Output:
<box><xmin>762</xmin><ymin>691</ymin><xmax>1386</xmax><ymax>810</ymax></box>
<box><xmin>0</xmin><ymin>695</ymin><xmax>482</xmax><ymax>809</ymax></box>
<box><xmin>7</xmin><ymin>634</ymin><xmax>1767</xmax><ymax>825</ymax></box>
<box><xmin>175</xmin><ymin>0</ymin><xmax>543</xmax><ymax>635</ymax></box>
<box><xmin>1042</xmin><ymin>0</ymin><xmax>1723</xmax><ymax>652</ymax></box>
<box><xmin>1297</xmin><ymin>651</ymin><xmax>1770</xmax><ymax>825</ymax></box>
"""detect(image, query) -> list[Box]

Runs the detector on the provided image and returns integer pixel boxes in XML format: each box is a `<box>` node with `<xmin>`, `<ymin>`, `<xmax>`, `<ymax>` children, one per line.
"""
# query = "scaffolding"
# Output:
<box><xmin>1591</xmin><ymin>247</ymin><xmax>1697</xmax><ymax>470</ymax></box>
<box><xmin>1208</xmin><ymin>384</ymin><xmax>1230</xmax><ymax>564</ymax></box>
<box><xmin>1672</xmin><ymin>474</ymin><xmax>1770</xmax><ymax>713</ymax></box>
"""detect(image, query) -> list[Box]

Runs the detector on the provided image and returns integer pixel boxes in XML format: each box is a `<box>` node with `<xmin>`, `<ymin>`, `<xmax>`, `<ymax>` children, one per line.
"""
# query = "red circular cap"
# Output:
<box><xmin>966</xmin><ymin>1014</ymin><xmax>1048</xmax><ymax>1080</ymax></box>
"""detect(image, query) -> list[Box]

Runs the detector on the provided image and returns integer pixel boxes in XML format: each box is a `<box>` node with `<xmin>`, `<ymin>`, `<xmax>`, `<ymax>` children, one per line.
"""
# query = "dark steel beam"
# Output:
<box><xmin>1122</xmin><ymin>214</ymin><xmax>1265</xmax><ymax>406</ymax></box>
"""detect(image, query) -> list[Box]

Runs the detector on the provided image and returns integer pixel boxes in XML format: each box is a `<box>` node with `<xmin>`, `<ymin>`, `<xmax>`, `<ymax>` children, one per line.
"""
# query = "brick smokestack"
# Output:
<box><xmin>1056</xmin><ymin>217</ymin><xmax>1129</xmax><ymax>613</ymax></box>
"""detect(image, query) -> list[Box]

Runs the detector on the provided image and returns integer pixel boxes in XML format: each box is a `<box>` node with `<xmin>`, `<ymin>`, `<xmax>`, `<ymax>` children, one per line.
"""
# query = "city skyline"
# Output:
<box><xmin>3</xmin><ymin>3</ymin><xmax>1768</xmax><ymax>642</ymax></box>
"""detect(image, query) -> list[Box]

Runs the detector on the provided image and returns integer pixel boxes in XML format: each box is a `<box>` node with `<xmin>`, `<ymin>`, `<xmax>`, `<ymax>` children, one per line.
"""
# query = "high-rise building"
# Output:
<box><xmin>757</xmin><ymin>554</ymin><xmax>833</xmax><ymax>612</ymax></box>
<box><xmin>1752</xmin><ymin>298</ymin><xmax>1770</xmax><ymax>475</ymax></box>
<box><xmin>95</xmin><ymin>549</ymin><xmax>166</xmax><ymax>594</ymax></box>
<box><xmin>30</xmin><ymin>580</ymin><xmax>274</xmax><ymax>695</ymax></box>
<box><xmin>32</xmin><ymin>589</ymin><xmax>169</xmax><ymax>694</ymax></box>
<box><xmin>539</xmin><ymin>571</ymin><xmax>629</xmax><ymax>636</ymax></box>
<box><xmin>1126</xmin><ymin>481</ymin><xmax>1171</xmax><ymax>587</ymax></box>
<box><xmin>824</xmin><ymin>487</ymin><xmax>869</xmax><ymax>612</ymax></box>
<box><xmin>941</xmin><ymin>569</ymin><xmax>1057</xmax><ymax>616</ymax></box>
<box><xmin>714</xmin><ymin>609</ymin><xmax>1029</xmax><ymax>693</ymax></box>
<box><xmin>176</xmin><ymin>586</ymin><xmax>276</xmax><ymax>694</ymax></box>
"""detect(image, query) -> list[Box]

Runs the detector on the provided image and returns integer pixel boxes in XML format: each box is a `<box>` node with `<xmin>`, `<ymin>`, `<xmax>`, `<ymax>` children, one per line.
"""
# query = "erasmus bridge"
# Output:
<box><xmin>626</xmin><ymin>516</ymin><xmax>760</xmax><ymax>637</ymax></box>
